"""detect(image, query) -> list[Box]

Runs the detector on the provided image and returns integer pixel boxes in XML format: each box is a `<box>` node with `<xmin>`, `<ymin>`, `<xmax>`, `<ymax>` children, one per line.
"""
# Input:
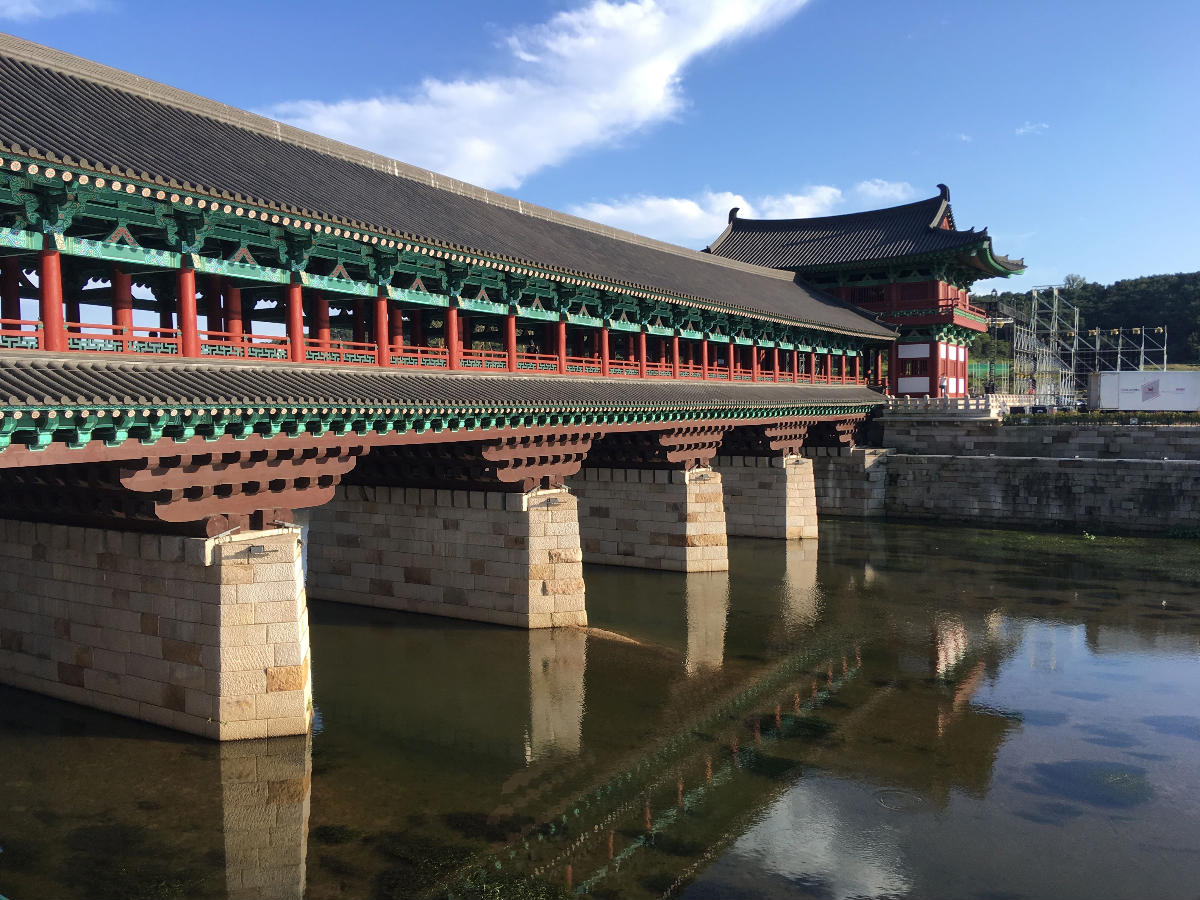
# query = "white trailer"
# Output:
<box><xmin>1088</xmin><ymin>371</ymin><xmax>1200</xmax><ymax>411</ymax></box>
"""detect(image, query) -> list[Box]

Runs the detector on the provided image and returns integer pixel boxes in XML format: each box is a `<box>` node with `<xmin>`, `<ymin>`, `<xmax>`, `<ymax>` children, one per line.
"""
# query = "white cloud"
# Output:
<box><xmin>568</xmin><ymin>186</ymin><xmax>842</xmax><ymax>247</ymax></box>
<box><xmin>853</xmin><ymin>179</ymin><xmax>916</xmax><ymax>203</ymax></box>
<box><xmin>955</xmin><ymin>132</ymin><xmax>973</xmax><ymax>142</ymax></box>
<box><xmin>1016</xmin><ymin>121</ymin><xmax>1049</xmax><ymax>136</ymax></box>
<box><xmin>264</xmin><ymin>0</ymin><xmax>809</xmax><ymax>190</ymax></box>
<box><xmin>0</xmin><ymin>0</ymin><xmax>102</xmax><ymax>20</ymax></box>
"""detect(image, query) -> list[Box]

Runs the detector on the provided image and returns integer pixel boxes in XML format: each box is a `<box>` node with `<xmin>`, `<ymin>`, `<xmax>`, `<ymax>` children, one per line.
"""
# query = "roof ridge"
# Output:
<box><xmin>0</xmin><ymin>30</ymin><xmax>798</xmax><ymax>286</ymax></box>
<box><xmin>723</xmin><ymin>193</ymin><xmax>945</xmax><ymax>230</ymax></box>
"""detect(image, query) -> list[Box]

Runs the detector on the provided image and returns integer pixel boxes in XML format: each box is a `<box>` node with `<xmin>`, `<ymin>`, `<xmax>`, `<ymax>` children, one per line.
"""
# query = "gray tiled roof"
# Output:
<box><xmin>0</xmin><ymin>34</ymin><xmax>894</xmax><ymax>339</ymax></box>
<box><xmin>0</xmin><ymin>354</ymin><xmax>883</xmax><ymax>411</ymax></box>
<box><xmin>707</xmin><ymin>186</ymin><xmax>1025</xmax><ymax>273</ymax></box>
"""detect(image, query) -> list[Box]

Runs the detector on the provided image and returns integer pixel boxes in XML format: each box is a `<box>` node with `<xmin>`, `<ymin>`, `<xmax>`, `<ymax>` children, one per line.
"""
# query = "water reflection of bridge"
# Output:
<box><xmin>8</xmin><ymin>526</ymin><xmax>1186</xmax><ymax>898</ymax></box>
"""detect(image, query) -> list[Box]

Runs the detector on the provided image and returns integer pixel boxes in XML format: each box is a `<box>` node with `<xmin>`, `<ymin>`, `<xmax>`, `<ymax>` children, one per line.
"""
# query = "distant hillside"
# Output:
<box><xmin>977</xmin><ymin>271</ymin><xmax>1200</xmax><ymax>363</ymax></box>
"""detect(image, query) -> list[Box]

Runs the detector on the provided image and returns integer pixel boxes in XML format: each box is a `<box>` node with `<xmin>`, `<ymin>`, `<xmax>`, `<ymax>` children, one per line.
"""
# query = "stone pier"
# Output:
<box><xmin>568</xmin><ymin>466</ymin><xmax>729</xmax><ymax>572</ymax></box>
<box><xmin>0</xmin><ymin>520</ymin><xmax>311</xmax><ymax>740</ymax></box>
<box><xmin>306</xmin><ymin>484</ymin><xmax>587</xmax><ymax>628</ymax></box>
<box><xmin>714</xmin><ymin>453</ymin><xmax>818</xmax><ymax>539</ymax></box>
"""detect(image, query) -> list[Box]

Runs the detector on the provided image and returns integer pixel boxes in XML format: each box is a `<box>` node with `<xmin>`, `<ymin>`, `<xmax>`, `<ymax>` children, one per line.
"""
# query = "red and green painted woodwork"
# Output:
<box><xmin>888</xmin><ymin>324</ymin><xmax>980</xmax><ymax>399</ymax></box>
<box><xmin>799</xmin><ymin>252</ymin><xmax>1017</xmax><ymax>398</ymax></box>
<box><xmin>0</xmin><ymin>152</ymin><xmax>886</xmax><ymax>384</ymax></box>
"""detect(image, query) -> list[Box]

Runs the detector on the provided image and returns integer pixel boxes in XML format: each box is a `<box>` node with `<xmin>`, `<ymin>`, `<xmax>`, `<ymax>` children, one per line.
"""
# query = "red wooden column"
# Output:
<box><xmin>751</xmin><ymin>344</ymin><xmax>760</xmax><ymax>381</ymax></box>
<box><xmin>557</xmin><ymin>320</ymin><xmax>567</xmax><ymax>374</ymax></box>
<box><xmin>771</xmin><ymin>346</ymin><xmax>780</xmax><ymax>382</ymax></box>
<box><xmin>224</xmin><ymin>282</ymin><xmax>243</xmax><ymax>344</ymax></box>
<box><xmin>840</xmin><ymin>354</ymin><xmax>848</xmax><ymax>385</ymax></box>
<box><xmin>285</xmin><ymin>281</ymin><xmax>304</xmax><ymax>362</ymax></box>
<box><xmin>112</xmin><ymin>268</ymin><xmax>133</xmax><ymax>343</ymax></box>
<box><xmin>808</xmin><ymin>351</ymin><xmax>816</xmax><ymax>384</ymax></box>
<box><xmin>39</xmin><ymin>248</ymin><xmax>66</xmax><ymax>352</ymax></box>
<box><xmin>824</xmin><ymin>351</ymin><xmax>832</xmax><ymax>384</ymax></box>
<box><xmin>1</xmin><ymin>258</ymin><xmax>21</xmax><ymax>322</ymax></box>
<box><xmin>599</xmin><ymin>325</ymin><xmax>610</xmax><ymax>376</ymax></box>
<box><xmin>888</xmin><ymin>343</ymin><xmax>899</xmax><ymax>394</ymax></box>
<box><xmin>445</xmin><ymin>303</ymin><xmax>460</xmax><ymax>369</ymax></box>
<box><xmin>353</xmin><ymin>299</ymin><xmax>367</xmax><ymax>344</ymax></box>
<box><xmin>637</xmin><ymin>330</ymin><xmax>647</xmax><ymax>378</ymax></box>
<box><xmin>388</xmin><ymin>300</ymin><xmax>403</xmax><ymax>352</ymax></box>
<box><xmin>728</xmin><ymin>338</ymin><xmax>736</xmax><ymax>381</ymax></box>
<box><xmin>854</xmin><ymin>353</ymin><xmax>861</xmax><ymax>383</ymax></box>
<box><xmin>178</xmin><ymin>265</ymin><xmax>200</xmax><ymax>358</ymax></box>
<box><xmin>700</xmin><ymin>339</ymin><xmax>709</xmax><ymax>379</ymax></box>
<box><xmin>792</xmin><ymin>348</ymin><xmax>800</xmax><ymax>384</ymax></box>
<box><xmin>374</xmin><ymin>291</ymin><xmax>391</xmax><ymax>367</ymax></box>
<box><xmin>506</xmin><ymin>311</ymin><xmax>518</xmax><ymax>372</ymax></box>
<box><xmin>671</xmin><ymin>335</ymin><xmax>680</xmax><ymax>378</ymax></box>
<box><xmin>315</xmin><ymin>294</ymin><xmax>331</xmax><ymax>347</ymax></box>
<box><xmin>929</xmin><ymin>340</ymin><xmax>941</xmax><ymax>397</ymax></box>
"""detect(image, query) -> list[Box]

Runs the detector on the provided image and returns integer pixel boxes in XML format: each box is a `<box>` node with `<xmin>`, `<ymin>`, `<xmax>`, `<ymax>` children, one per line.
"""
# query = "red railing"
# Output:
<box><xmin>302</xmin><ymin>337</ymin><xmax>376</xmax><ymax>366</ymax></box>
<box><xmin>564</xmin><ymin>355</ymin><xmax>603</xmax><ymax>375</ymax></box>
<box><xmin>391</xmin><ymin>345</ymin><xmax>450</xmax><ymax>368</ymax></box>
<box><xmin>0</xmin><ymin>318</ymin><xmax>43</xmax><ymax>350</ymax></box>
<box><xmin>460</xmin><ymin>348</ymin><xmax>510</xmax><ymax>371</ymax></box>
<box><xmin>2</xmin><ymin>314</ymin><xmax>880</xmax><ymax>386</ymax></box>
<box><xmin>63</xmin><ymin>321</ymin><xmax>181</xmax><ymax>355</ymax></box>
<box><xmin>514</xmin><ymin>351</ymin><xmax>560</xmax><ymax>373</ymax></box>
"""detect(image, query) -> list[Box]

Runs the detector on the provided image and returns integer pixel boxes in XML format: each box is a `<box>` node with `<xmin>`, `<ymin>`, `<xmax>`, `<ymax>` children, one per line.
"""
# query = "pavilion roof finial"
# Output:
<box><xmin>728</xmin><ymin>206</ymin><xmax>740</xmax><ymax>224</ymax></box>
<box><xmin>937</xmin><ymin>183</ymin><xmax>950</xmax><ymax>201</ymax></box>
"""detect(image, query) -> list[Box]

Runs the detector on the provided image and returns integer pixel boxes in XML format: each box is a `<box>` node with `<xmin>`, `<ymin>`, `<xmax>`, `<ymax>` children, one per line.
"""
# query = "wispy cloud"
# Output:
<box><xmin>568</xmin><ymin>179</ymin><xmax>927</xmax><ymax>247</ymax></box>
<box><xmin>1016</xmin><ymin>121</ymin><xmax>1049</xmax><ymax>136</ymax></box>
<box><xmin>568</xmin><ymin>186</ymin><xmax>842</xmax><ymax>246</ymax></box>
<box><xmin>853</xmin><ymin>179</ymin><xmax>916</xmax><ymax>204</ymax></box>
<box><xmin>0</xmin><ymin>0</ymin><xmax>103</xmax><ymax>20</ymax></box>
<box><xmin>955</xmin><ymin>132</ymin><xmax>973</xmax><ymax>142</ymax></box>
<box><xmin>264</xmin><ymin>0</ymin><xmax>810</xmax><ymax>191</ymax></box>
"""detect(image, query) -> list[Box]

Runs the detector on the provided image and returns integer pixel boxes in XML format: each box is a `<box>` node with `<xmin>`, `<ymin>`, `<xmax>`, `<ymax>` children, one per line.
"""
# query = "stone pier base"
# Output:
<box><xmin>714</xmin><ymin>454</ymin><xmax>818</xmax><ymax>539</ymax></box>
<box><xmin>307</xmin><ymin>485</ymin><xmax>586</xmax><ymax>628</ymax></box>
<box><xmin>568</xmin><ymin>466</ymin><xmax>728</xmax><ymax>572</ymax></box>
<box><xmin>0</xmin><ymin>520</ymin><xmax>311</xmax><ymax>740</ymax></box>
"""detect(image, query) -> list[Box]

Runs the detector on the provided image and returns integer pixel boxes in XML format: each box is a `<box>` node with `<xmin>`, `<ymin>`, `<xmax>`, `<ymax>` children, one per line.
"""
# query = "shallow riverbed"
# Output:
<box><xmin>2</xmin><ymin>520</ymin><xmax>1198</xmax><ymax>899</ymax></box>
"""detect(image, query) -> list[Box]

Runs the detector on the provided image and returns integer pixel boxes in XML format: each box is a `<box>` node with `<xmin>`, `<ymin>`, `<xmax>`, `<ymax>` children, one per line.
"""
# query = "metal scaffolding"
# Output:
<box><xmin>979</xmin><ymin>286</ymin><xmax>1168</xmax><ymax>404</ymax></box>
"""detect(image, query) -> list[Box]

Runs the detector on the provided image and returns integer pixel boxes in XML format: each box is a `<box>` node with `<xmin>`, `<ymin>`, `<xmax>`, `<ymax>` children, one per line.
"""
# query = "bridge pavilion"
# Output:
<box><xmin>705</xmin><ymin>185</ymin><xmax>1026</xmax><ymax>397</ymax></box>
<box><xmin>0</xmin><ymin>33</ymin><xmax>895</xmax><ymax>739</ymax></box>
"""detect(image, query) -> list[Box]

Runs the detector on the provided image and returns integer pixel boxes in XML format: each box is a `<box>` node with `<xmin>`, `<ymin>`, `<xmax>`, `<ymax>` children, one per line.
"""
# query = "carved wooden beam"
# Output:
<box><xmin>347</xmin><ymin>428</ymin><xmax>602</xmax><ymax>492</ymax></box>
<box><xmin>584</xmin><ymin>425</ymin><xmax>730</xmax><ymax>471</ymax></box>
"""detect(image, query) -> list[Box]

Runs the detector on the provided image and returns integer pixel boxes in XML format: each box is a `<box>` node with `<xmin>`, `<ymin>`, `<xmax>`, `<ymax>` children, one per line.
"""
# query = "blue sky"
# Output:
<box><xmin>2</xmin><ymin>0</ymin><xmax>1197</xmax><ymax>293</ymax></box>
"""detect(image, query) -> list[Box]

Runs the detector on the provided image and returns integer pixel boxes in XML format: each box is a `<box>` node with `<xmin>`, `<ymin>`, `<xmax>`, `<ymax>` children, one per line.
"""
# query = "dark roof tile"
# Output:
<box><xmin>0</xmin><ymin>35</ymin><xmax>894</xmax><ymax>339</ymax></box>
<box><xmin>0</xmin><ymin>353</ymin><xmax>883</xmax><ymax>411</ymax></box>
<box><xmin>707</xmin><ymin>186</ymin><xmax>1025</xmax><ymax>273</ymax></box>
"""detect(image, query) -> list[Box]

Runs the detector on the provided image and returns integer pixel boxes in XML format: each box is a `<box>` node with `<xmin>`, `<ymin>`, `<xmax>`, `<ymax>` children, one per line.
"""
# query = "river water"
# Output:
<box><xmin>2</xmin><ymin>520</ymin><xmax>1199</xmax><ymax>899</ymax></box>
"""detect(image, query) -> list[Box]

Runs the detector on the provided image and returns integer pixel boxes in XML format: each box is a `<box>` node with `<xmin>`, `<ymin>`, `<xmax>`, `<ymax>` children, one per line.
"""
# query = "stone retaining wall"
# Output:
<box><xmin>568</xmin><ymin>466</ymin><xmax>728</xmax><ymax>572</ymax></box>
<box><xmin>0</xmin><ymin>522</ymin><xmax>311</xmax><ymax>740</ymax></box>
<box><xmin>802</xmin><ymin>447</ymin><xmax>891</xmax><ymax>518</ymax></box>
<box><xmin>882</xmin><ymin>421</ymin><xmax>1200</xmax><ymax>460</ymax></box>
<box><xmin>306</xmin><ymin>484</ymin><xmax>586</xmax><ymax>628</ymax></box>
<box><xmin>884</xmin><ymin>455</ymin><xmax>1200</xmax><ymax>533</ymax></box>
<box><xmin>713</xmin><ymin>454</ymin><xmax>818</xmax><ymax>539</ymax></box>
